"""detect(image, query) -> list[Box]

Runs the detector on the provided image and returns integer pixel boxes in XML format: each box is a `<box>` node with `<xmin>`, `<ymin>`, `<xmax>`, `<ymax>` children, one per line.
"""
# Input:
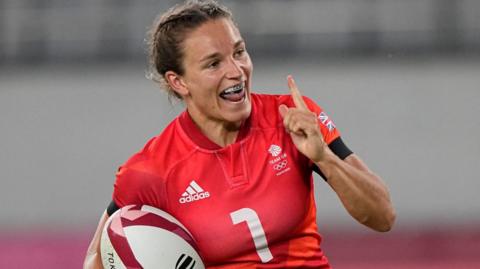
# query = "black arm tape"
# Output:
<box><xmin>106</xmin><ymin>200</ymin><xmax>120</xmax><ymax>216</ymax></box>
<box><xmin>329</xmin><ymin>136</ymin><xmax>353</xmax><ymax>160</ymax></box>
<box><xmin>313</xmin><ymin>136</ymin><xmax>353</xmax><ymax>180</ymax></box>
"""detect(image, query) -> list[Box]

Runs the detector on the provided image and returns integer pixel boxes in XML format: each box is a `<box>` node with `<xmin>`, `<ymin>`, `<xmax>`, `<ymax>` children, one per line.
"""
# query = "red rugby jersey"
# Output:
<box><xmin>113</xmin><ymin>93</ymin><xmax>344</xmax><ymax>268</ymax></box>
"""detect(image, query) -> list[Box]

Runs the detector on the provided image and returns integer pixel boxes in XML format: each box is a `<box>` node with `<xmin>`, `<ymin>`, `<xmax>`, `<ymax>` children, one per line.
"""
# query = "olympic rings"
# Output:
<box><xmin>273</xmin><ymin>160</ymin><xmax>288</xmax><ymax>170</ymax></box>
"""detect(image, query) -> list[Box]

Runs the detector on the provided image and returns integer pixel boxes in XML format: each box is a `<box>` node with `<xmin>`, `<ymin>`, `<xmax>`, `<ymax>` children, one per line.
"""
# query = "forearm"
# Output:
<box><xmin>316</xmin><ymin>150</ymin><xmax>395</xmax><ymax>232</ymax></box>
<box><xmin>83</xmin><ymin>252</ymin><xmax>103</xmax><ymax>269</ymax></box>
<box><xmin>83</xmin><ymin>211</ymin><xmax>108</xmax><ymax>269</ymax></box>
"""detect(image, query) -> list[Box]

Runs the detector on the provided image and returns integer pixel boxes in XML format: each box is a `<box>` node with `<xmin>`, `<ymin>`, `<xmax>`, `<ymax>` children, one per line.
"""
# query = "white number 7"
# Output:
<box><xmin>230</xmin><ymin>208</ymin><xmax>273</xmax><ymax>263</ymax></box>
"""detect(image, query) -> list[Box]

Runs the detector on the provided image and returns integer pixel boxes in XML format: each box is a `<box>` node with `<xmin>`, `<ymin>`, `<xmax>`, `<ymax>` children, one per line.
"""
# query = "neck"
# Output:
<box><xmin>187</xmin><ymin>110</ymin><xmax>243</xmax><ymax>147</ymax></box>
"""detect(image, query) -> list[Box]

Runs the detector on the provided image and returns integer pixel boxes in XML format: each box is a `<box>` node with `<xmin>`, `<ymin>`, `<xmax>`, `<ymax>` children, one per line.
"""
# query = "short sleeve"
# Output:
<box><xmin>300</xmin><ymin>96</ymin><xmax>354</xmax><ymax>178</ymax></box>
<box><xmin>302</xmin><ymin>96</ymin><xmax>353</xmax><ymax>161</ymax></box>
<box><xmin>302</xmin><ymin>96</ymin><xmax>341</xmax><ymax>145</ymax></box>
<box><xmin>112</xmin><ymin>158</ymin><xmax>167</xmax><ymax>211</ymax></box>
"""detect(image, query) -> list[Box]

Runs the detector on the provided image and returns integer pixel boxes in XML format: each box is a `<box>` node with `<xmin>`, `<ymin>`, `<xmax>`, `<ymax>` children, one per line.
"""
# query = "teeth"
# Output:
<box><xmin>223</xmin><ymin>83</ymin><xmax>244</xmax><ymax>94</ymax></box>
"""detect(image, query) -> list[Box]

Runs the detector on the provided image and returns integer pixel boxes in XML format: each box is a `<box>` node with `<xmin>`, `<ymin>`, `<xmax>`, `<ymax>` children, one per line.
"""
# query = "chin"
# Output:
<box><xmin>224</xmin><ymin>101</ymin><xmax>251</xmax><ymax>124</ymax></box>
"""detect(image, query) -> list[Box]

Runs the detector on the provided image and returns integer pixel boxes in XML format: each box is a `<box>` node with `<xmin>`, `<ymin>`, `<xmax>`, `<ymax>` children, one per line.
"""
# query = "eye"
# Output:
<box><xmin>234</xmin><ymin>48</ymin><xmax>245</xmax><ymax>58</ymax></box>
<box><xmin>207</xmin><ymin>60</ymin><xmax>220</xmax><ymax>69</ymax></box>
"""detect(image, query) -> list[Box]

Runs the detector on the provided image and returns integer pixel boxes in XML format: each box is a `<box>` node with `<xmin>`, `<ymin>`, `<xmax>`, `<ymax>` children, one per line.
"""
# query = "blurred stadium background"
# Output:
<box><xmin>1</xmin><ymin>0</ymin><xmax>479</xmax><ymax>268</ymax></box>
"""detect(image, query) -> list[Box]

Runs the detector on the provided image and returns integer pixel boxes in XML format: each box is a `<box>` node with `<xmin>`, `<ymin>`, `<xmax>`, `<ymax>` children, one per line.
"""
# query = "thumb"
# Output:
<box><xmin>279</xmin><ymin>104</ymin><xmax>289</xmax><ymax>118</ymax></box>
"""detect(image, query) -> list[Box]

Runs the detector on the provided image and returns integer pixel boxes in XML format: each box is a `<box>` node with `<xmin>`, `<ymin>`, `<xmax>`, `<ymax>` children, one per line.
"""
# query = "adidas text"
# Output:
<box><xmin>179</xmin><ymin>192</ymin><xmax>210</xmax><ymax>204</ymax></box>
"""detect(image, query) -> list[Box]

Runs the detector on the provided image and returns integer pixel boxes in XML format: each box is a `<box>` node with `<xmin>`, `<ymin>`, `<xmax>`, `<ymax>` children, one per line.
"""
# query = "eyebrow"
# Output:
<box><xmin>199</xmin><ymin>40</ymin><xmax>245</xmax><ymax>63</ymax></box>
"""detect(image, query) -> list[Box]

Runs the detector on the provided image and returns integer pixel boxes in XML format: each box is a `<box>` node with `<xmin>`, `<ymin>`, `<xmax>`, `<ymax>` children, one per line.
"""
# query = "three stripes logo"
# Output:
<box><xmin>179</xmin><ymin>180</ymin><xmax>210</xmax><ymax>204</ymax></box>
<box><xmin>176</xmin><ymin>253</ymin><xmax>197</xmax><ymax>269</ymax></box>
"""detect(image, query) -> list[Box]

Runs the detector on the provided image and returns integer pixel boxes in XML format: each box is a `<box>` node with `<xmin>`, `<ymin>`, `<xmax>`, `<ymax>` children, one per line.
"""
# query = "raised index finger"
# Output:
<box><xmin>287</xmin><ymin>75</ymin><xmax>308</xmax><ymax>111</ymax></box>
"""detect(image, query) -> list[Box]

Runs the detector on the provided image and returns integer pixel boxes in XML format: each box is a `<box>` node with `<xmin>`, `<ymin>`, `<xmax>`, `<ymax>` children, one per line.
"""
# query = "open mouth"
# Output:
<box><xmin>219</xmin><ymin>82</ymin><xmax>246</xmax><ymax>102</ymax></box>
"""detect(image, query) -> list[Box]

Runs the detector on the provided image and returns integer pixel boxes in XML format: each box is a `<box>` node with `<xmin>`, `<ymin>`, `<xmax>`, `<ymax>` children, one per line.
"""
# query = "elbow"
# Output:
<box><xmin>358</xmin><ymin>205</ymin><xmax>396</xmax><ymax>232</ymax></box>
<box><xmin>373</xmin><ymin>206</ymin><xmax>396</xmax><ymax>232</ymax></box>
<box><xmin>370</xmin><ymin>192</ymin><xmax>396</xmax><ymax>232</ymax></box>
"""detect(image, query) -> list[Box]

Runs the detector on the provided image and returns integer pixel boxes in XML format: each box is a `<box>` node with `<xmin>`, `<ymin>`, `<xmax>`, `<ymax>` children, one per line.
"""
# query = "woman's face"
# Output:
<box><xmin>175</xmin><ymin>18</ymin><xmax>253</xmax><ymax>127</ymax></box>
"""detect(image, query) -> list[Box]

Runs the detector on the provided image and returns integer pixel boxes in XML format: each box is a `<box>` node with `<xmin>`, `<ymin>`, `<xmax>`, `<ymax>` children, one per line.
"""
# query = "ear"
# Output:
<box><xmin>165</xmin><ymin>71</ymin><xmax>189</xmax><ymax>97</ymax></box>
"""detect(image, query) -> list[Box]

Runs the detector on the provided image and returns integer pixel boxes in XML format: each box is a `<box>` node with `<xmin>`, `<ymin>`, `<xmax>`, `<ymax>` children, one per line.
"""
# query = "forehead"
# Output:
<box><xmin>182</xmin><ymin>18</ymin><xmax>242</xmax><ymax>61</ymax></box>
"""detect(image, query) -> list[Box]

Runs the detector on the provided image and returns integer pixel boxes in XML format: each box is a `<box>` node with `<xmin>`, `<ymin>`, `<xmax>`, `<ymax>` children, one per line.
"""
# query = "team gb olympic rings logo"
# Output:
<box><xmin>273</xmin><ymin>160</ymin><xmax>288</xmax><ymax>170</ymax></box>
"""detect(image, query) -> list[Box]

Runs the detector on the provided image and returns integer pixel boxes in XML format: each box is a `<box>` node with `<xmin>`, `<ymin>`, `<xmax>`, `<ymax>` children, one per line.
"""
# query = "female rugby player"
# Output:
<box><xmin>84</xmin><ymin>1</ymin><xmax>395</xmax><ymax>268</ymax></box>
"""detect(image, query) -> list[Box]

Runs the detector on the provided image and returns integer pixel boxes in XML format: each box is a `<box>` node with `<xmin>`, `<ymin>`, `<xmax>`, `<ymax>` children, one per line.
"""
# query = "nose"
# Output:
<box><xmin>225</xmin><ymin>57</ymin><xmax>243</xmax><ymax>79</ymax></box>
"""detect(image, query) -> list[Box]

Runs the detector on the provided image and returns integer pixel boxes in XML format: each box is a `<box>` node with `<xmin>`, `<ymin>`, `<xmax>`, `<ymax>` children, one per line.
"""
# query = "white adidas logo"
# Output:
<box><xmin>179</xmin><ymin>180</ymin><xmax>210</xmax><ymax>204</ymax></box>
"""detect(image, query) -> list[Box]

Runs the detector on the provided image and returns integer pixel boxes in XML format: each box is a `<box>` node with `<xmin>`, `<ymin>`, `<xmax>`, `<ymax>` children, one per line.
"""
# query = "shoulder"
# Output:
<box><xmin>116</xmin><ymin>115</ymin><xmax>194</xmax><ymax>185</ymax></box>
<box><xmin>250</xmin><ymin>93</ymin><xmax>285</xmax><ymax>128</ymax></box>
<box><xmin>113</xmin><ymin>115</ymin><xmax>195</xmax><ymax>208</ymax></box>
<box><xmin>251</xmin><ymin>92</ymin><xmax>341</xmax><ymax>144</ymax></box>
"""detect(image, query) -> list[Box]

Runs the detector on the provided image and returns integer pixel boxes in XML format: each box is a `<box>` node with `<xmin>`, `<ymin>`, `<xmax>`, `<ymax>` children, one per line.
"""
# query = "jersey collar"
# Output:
<box><xmin>178</xmin><ymin>107</ymin><xmax>253</xmax><ymax>150</ymax></box>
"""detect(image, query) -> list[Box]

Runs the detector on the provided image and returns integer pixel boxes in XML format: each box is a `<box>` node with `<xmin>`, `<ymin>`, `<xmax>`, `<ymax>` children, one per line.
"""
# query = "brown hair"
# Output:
<box><xmin>146</xmin><ymin>0</ymin><xmax>233</xmax><ymax>100</ymax></box>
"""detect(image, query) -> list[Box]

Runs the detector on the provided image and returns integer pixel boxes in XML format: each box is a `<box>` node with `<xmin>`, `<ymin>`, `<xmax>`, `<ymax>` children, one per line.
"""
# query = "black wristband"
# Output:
<box><xmin>313</xmin><ymin>136</ymin><xmax>353</xmax><ymax>180</ymax></box>
<box><xmin>329</xmin><ymin>137</ymin><xmax>353</xmax><ymax>160</ymax></box>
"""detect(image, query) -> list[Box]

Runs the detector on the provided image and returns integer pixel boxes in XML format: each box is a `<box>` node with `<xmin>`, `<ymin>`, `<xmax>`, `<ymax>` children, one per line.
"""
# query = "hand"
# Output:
<box><xmin>279</xmin><ymin>75</ymin><xmax>328</xmax><ymax>163</ymax></box>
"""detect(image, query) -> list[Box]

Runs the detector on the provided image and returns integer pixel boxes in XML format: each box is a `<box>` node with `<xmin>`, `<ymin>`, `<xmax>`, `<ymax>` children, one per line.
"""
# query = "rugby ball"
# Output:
<box><xmin>100</xmin><ymin>204</ymin><xmax>205</xmax><ymax>269</ymax></box>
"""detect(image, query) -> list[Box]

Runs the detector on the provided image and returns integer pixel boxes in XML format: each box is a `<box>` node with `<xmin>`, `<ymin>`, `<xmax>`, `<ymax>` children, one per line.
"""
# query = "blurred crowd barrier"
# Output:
<box><xmin>1</xmin><ymin>226</ymin><xmax>479</xmax><ymax>268</ymax></box>
<box><xmin>1</xmin><ymin>0</ymin><xmax>479</xmax><ymax>63</ymax></box>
